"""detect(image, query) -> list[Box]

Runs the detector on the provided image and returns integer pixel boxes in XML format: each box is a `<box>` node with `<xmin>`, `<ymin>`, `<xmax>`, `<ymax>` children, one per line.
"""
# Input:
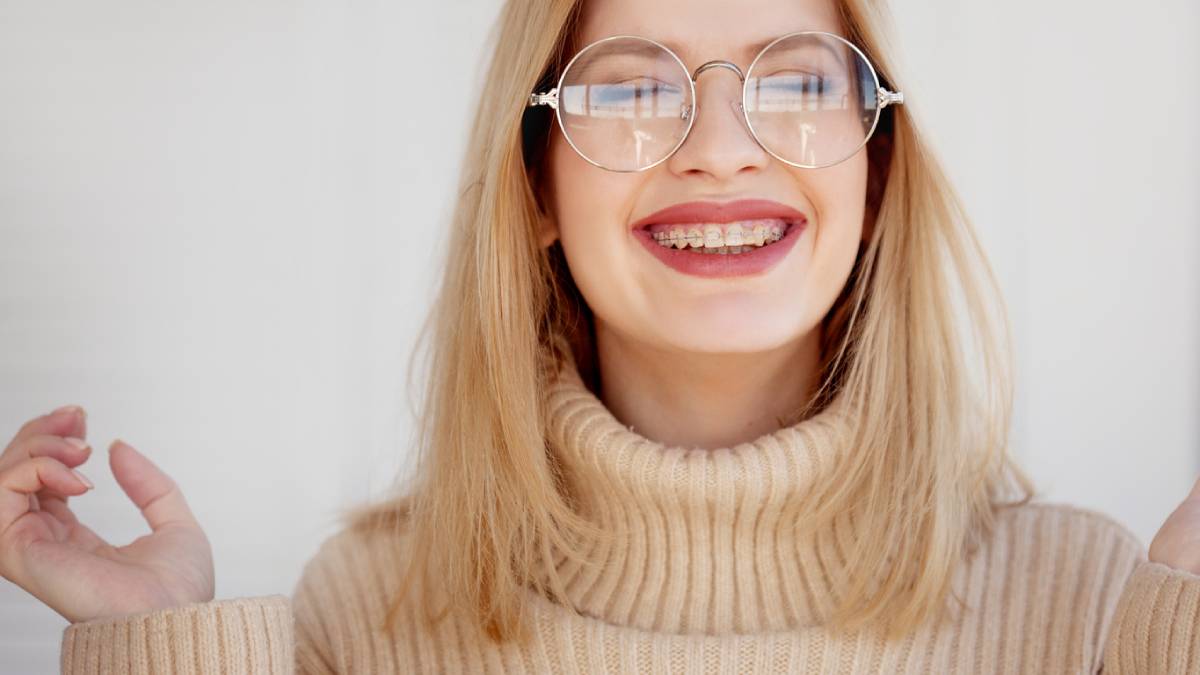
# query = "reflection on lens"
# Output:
<box><xmin>557</xmin><ymin>36</ymin><xmax>694</xmax><ymax>172</ymax></box>
<box><xmin>744</xmin><ymin>33</ymin><xmax>879</xmax><ymax>168</ymax></box>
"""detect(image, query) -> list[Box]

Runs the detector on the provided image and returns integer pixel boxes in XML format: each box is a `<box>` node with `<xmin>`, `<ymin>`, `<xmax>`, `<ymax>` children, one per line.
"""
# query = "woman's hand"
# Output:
<box><xmin>1148</xmin><ymin>475</ymin><xmax>1200</xmax><ymax>575</ymax></box>
<box><xmin>0</xmin><ymin>405</ymin><xmax>214</xmax><ymax>623</ymax></box>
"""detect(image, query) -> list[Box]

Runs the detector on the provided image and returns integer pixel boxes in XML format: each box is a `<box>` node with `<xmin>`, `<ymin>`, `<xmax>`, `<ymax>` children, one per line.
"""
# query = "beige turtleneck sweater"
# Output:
<box><xmin>59</xmin><ymin>360</ymin><xmax>1200</xmax><ymax>673</ymax></box>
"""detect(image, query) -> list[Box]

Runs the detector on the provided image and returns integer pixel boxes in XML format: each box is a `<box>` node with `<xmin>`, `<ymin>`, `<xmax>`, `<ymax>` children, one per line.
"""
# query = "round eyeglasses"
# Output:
<box><xmin>527</xmin><ymin>31</ymin><xmax>904</xmax><ymax>172</ymax></box>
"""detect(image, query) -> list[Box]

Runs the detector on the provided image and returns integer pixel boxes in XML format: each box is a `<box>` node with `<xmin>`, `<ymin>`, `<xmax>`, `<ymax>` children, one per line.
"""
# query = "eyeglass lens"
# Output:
<box><xmin>555</xmin><ymin>33</ymin><xmax>880</xmax><ymax>171</ymax></box>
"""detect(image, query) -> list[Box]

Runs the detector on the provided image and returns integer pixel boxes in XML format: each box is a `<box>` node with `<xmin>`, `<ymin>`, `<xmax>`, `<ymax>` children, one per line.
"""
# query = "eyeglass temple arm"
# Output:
<box><xmin>529</xmin><ymin>88</ymin><xmax>559</xmax><ymax>109</ymax></box>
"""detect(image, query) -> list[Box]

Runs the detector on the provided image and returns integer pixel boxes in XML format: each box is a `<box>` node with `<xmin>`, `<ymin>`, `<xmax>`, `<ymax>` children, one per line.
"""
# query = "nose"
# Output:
<box><xmin>665</xmin><ymin>61</ymin><xmax>771</xmax><ymax>181</ymax></box>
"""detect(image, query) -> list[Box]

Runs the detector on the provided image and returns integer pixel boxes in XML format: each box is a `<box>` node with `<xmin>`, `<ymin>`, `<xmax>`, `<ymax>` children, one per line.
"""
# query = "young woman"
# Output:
<box><xmin>4</xmin><ymin>0</ymin><xmax>1198</xmax><ymax>672</ymax></box>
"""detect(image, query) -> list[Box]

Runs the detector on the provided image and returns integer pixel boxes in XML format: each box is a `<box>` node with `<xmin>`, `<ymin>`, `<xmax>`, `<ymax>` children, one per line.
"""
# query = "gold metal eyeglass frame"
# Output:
<box><xmin>527</xmin><ymin>31</ymin><xmax>905</xmax><ymax>172</ymax></box>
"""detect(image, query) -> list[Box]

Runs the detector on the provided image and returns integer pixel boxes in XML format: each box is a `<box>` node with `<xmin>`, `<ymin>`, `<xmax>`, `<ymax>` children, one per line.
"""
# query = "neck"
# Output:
<box><xmin>593</xmin><ymin>322</ymin><xmax>823</xmax><ymax>450</ymax></box>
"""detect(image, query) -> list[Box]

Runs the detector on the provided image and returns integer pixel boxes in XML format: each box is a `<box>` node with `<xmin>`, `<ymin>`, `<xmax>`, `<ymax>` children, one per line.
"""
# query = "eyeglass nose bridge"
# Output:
<box><xmin>679</xmin><ymin>60</ymin><xmax>751</xmax><ymax>131</ymax></box>
<box><xmin>691</xmin><ymin>59</ymin><xmax>745</xmax><ymax>83</ymax></box>
<box><xmin>681</xmin><ymin>59</ymin><xmax>749</xmax><ymax>119</ymax></box>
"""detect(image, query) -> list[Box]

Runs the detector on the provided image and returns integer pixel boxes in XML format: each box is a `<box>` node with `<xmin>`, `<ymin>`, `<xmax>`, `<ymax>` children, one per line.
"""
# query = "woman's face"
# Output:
<box><xmin>540</xmin><ymin>0</ymin><xmax>868</xmax><ymax>356</ymax></box>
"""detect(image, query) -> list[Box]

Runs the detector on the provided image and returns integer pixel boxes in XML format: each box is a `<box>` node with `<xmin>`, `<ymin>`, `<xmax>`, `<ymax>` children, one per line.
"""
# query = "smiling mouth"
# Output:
<box><xmin>641</xmin><ymin>218</ymin><xmax>799</xmax><ymax>254</ymax></box>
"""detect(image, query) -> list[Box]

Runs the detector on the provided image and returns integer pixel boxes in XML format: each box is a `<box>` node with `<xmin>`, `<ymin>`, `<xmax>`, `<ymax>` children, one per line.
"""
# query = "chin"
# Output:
<box><xmin>654</xmin><ymin>315</ymin><xmax>809</xmax><ymax>356</ymax></box>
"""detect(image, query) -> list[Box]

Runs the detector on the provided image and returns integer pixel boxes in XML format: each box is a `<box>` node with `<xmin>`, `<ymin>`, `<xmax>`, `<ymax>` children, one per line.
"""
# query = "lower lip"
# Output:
<box><xmin>632</xmin><ymin>220</ymin><xmax>806</xmax><ymax>278</ymax></box>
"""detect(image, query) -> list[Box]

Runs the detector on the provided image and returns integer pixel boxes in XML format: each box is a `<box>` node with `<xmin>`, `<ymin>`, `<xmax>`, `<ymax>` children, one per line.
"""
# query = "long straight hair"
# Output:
<box><xmin>343</xmin><ymin>0</ymin><xmax>1036</xmax><ymax>645</ymax></box>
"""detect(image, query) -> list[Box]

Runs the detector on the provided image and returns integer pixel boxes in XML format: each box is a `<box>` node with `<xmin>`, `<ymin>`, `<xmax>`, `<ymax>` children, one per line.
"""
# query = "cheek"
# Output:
<box><xmin>548</xmin><ymin>131</ymin><xmax>652</xmax><ymax>316</ymax></box>
<box><xmin>803</xmin><ymin>157</ymin><xmax>868</xmax><ymax>306</ymax></box>
<box><xmin>549</xmin><ymin>132</ymin><xmax>605</xmax><ymax>243</ymax></box>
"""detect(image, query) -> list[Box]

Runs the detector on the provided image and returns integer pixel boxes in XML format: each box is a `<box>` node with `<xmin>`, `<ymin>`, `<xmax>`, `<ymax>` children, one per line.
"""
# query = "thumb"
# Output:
<box><xmin>108</xmin><ymin>439</ymin><xmax>199</xmax><ymax>532</ymax></box>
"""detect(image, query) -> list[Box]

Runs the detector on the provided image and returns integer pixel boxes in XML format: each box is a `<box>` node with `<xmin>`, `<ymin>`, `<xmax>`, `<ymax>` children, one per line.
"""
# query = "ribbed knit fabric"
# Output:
<box><xmin>60</xmin><ymin>358</ymin><xmax>1200</xmax><ymax>673</ymax></box>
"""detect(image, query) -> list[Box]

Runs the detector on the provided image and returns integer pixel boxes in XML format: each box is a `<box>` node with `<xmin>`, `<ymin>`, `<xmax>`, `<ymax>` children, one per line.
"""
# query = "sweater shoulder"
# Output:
<box><xmin>294</xmin><ymin>501</ymin><xmax>420</xmax><ymax>609</ymax></box>
<box><xmin>300</xmin><ymin>507</ymin><xmax>416</xmax><ymax>576</ymax></box>
<box><xmin>986</xmin><ymin>498</ymin><xmax>1149</xmax><ymax>584</ymax></box>
<box><xmin>947</xmin><ymin>499</ymin><xmax>1148</xmax><ymax>671</ymax></box>
<box><xmin>291</xmin><ymin>503</ymin><xmax>423</xmax><ymax>673</ymax></box>
<box><xmin>1002</xmin><ymin>499</ymin><xmax>1145</xmax><ymax>553</ymax></box>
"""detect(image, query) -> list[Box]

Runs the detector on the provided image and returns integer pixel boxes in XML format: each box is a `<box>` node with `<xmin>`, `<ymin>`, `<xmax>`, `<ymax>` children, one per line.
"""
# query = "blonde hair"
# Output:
<box><xmin>342</xmin><ymin>0</ymin><xmax>1037</xmax><ymax>646</ymax></box>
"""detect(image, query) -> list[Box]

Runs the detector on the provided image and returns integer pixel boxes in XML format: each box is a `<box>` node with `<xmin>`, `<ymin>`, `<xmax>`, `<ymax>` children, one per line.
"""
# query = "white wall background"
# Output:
<box><xmin>1</xmin><ymin>0</ymin><xmax>1196</xmax><ymax>671</ymax></box>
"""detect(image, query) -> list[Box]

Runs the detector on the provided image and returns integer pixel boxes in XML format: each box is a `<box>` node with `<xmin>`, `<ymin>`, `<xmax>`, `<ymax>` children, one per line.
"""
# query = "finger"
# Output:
<box><xmin>7</xmin><ymin>405</ymin><xmax>87</xmax><ymax>448</ymax></box>
<box><xmin>0</xmin><ymin>457</ymin><xmax>92</xmax><ymax>537</ymax></box>
<box><xmin>29</xmin><ymin>435</ymin><xmax>92</xmax><ymax>470</ymax></box>
<box><xmin>3</xmin><ymin>406</ymin><xmax>87</xmax><ymax>466</ymax></box>
<box><xmin>32</xmin><ymin>437</ymin><xmax>94</xmax><ymax>514</ymax></box>
<box><xmin>108</xmin><ymin>440</ymin><xmax>199</xmax><ymax>532</ymax></box>
<box><xmin>0</xmin><ymin>434</ymin><xmax>92</xmax><ymax>481</ymax></box>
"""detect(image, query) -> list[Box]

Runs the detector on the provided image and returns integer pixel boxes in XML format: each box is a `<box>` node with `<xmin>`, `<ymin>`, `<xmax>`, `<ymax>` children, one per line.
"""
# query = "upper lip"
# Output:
<box><xmin>631</xmin><ymin>198</ymin><xmax>808</xmax><ymax>230</ymax></box>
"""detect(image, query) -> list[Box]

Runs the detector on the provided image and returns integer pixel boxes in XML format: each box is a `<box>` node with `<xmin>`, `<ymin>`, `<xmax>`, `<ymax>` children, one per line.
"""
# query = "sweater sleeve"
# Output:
<box><xmin>1098</xmin><ymin>558</ymin><xmax>1200</xmax><ymax>673</ymax></box>
<box><xmin>59</xmin><ymin>535</ymin><xmax>345</xmax><ymax>674</ymax></box>
<box><xmin>59</xmin><ymin>595</ymin><xmax>297</xmax><ymax>674</ymax></box>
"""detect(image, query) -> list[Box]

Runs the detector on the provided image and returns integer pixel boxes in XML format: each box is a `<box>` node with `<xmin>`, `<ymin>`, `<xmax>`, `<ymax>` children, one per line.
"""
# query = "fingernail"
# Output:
<box><xmin>64</xmin><ymin>437</ymin><xmax>90</xmax><ymax>451</ymax></box>
<box><xmin>50</xmin><ymin>404</ymin><xmax>83</xmax><ymax>418</ymax></box>
<box><xmin>72</xmin><ymin>469</ymin><xmax>94</xmax><ymax>490</ymax></box>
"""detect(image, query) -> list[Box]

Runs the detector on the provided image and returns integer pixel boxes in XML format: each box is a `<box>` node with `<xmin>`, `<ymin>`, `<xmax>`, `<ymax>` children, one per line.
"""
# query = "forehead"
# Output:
<box><xmin>576</xmin><ymin>0</ymin><xmax>845</xmax><ymax>63</ymax></box>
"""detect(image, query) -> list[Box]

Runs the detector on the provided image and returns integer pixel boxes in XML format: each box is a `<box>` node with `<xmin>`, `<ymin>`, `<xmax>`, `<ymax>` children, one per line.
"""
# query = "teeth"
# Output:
<box><xmin>702</xmin><ymin>224</ymin><xmax>723</xmax><ymax>249</ymax></box>
<box><xmin>650</xmin><ymin>219</ymin><xmax>788</xmax><ymax>251</ymax></box>
<box><xmin>724</xmin><ymin>224</ymin><xmax>744</xmax><ymax>247</ymax></box>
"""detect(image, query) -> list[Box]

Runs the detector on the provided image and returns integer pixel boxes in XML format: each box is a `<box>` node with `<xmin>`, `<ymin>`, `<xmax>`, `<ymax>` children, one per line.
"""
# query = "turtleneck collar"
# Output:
<box><xmin>542</xmin><ymin>350</ymin><xmax>861</xmax><ymax>636</ymax></box>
